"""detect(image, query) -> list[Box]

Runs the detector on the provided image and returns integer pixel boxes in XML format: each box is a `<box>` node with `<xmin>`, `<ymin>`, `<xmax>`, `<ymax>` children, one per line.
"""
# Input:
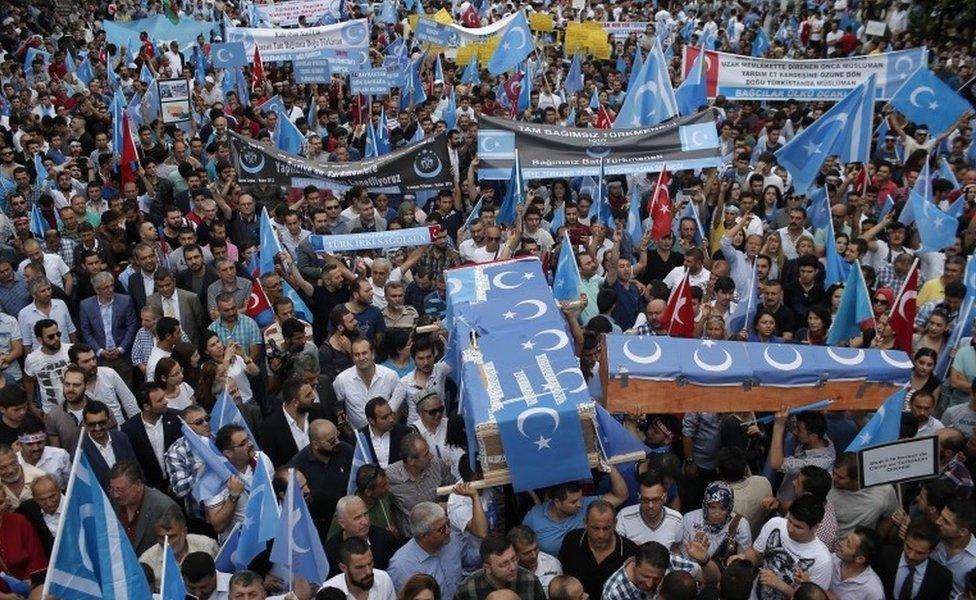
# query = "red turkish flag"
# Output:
<box><xmin>502</xmin><ymin>72</ymin><xmax>524</xmax><ymax>107</ymax></box>
<box><xmin>649</xmin><ymin>167</ymin><xmax>673</xmax><ymax>240</ymax></box>
<box><xmin>120</xmin><ymin>112</ymin><xmax>140</xmax><ymax>185</ymax></box>
<box><xmin>252</xmin><ymin>46</ymin><xmax>265</xmax><ymax>87</ymax></box>
<box><xmin>663</xmin><ymin>271</ymin><xmax>695</xmax><ymax>337</ymax></box>
<box><xmin>594</xmin><ymin>106</ymin><xmax>614</xmax><ymax>129</ymax></box>
<box><xmin>855</xmin><ymin>163</ymin><xmax>870</xmax><ymax>196</ymax></box>
<box><xmin>888</xmin><ymin>258</ymin><xmax>920</xmax><ymax>353</ymax></box>
<box><xmin>244</xmin><ymin>272</ymin><xmax>271</xmax><ymax>323</ymax></box>
<box><xmin>461</xmin><ymin>5</ymin><xmax>479</xmax><ymax>27</ymax></box>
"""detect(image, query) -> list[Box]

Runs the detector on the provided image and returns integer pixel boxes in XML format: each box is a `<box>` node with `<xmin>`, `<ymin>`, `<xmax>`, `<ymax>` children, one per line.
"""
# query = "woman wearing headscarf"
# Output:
<box><xmin>679</xmin><ymin>481</ymin><xmax>753</xmax><ymax>565</ymax></box>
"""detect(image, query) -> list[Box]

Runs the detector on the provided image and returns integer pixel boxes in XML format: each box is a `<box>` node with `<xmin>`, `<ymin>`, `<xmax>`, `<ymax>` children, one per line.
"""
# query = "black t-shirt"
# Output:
<box><xmin>558</xmin><ymin>529</ymin><xmax>638</xmax><ymax>600</ymax></box>
<box><xmin>0</xmin><ymin>420</ymin><xmax>20</xmax><ymax>446</ymax></box>
<box><xmin>639</xmin><ymin>249</ymin><xmax>684</xmax><ymax>285</ymax></box>
<box><xmin>312</xmin><ymin>282</ymin><xmax>351</xmax><ymax>345</ymax></box>
<box><xmin>766</xmin><ymin>302</ymin><xmax>797</xmax><ymax>337</ymax></box>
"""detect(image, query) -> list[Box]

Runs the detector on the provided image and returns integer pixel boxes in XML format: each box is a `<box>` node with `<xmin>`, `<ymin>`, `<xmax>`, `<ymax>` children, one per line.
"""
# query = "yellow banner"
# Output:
<box><xmin>529</xmin><ymin>13</ymin><xmax>554</xmax><ymax>32</ymax></box>
<box><xmin>433</xmin><ymin>8</ymin><xmax>453</xmax><ymax>24</ymax></box>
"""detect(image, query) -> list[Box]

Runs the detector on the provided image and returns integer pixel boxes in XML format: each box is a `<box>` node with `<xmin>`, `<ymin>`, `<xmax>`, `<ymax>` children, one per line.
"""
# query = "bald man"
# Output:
<box><xmin>630</xmin><ymin>299</ymin><xmax>667</xmax><ymax>335</ymax></box>
<box><xmin>548</xmin><ymin>576</ymin><xmax>588</xmax><ymax>600</ymax></box>
<box><xmin>287</xmin><ymin>419</ymin><xmax>354</xmax><ymax>540</ymax></box>
<box><xmin>486</xmin><ymin>591</ymin><xmax>522</xmax><ymax>600</ymax></box>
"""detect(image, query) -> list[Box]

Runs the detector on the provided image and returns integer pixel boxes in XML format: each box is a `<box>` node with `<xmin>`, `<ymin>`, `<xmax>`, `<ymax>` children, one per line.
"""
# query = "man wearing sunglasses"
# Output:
<box><xmin>80</xmin><ymin>398</ymin><xmax>138</xmax><ymax>490</ymax></box>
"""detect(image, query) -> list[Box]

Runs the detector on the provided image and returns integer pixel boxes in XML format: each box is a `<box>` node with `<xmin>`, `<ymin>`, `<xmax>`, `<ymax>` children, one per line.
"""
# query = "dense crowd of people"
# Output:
<box><xmin>0</xmin><ymin>0</ymin><xmax>975</xmax><ymax>599</ymax></box>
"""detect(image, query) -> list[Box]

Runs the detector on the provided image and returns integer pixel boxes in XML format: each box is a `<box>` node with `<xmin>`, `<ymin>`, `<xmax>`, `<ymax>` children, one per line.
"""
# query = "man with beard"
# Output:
<box><xmin>24</xmin><ymin>319</ymin><xmax>72</xmax><ymax>416</ymax></box>
<box><xmin>175</xmin><ymin>244</ymin><xmax>219</xmax><ymax>310</ymax></box>
<box><xmin>69</xmin><ymin>343</ymin><xmax>138</xmax><ymax>426</ymax></box>
<box><xmin>17</xmin><ymin>417</ymin><xmax>70</xmax><ymax>487</ymax></box>
<box><xmin>313</xmin><ymin>263</ymin><xmax>355</xmax><ymax>344</ymax></box>
<box><xmin>288</xmin><ymin>419</ymin><xmax>354</xmax><ymax>538</ymax></box>
<box><xmin>456</xmin><ymin>534</ymin><xmax>547</xmax><ymax>600</ymax></box>
<box><xmin>259</xmin><ymin>377</ymin><xmax>326</xmax><ymax>468</ymax></box>
<box><xmin>207</xmin><ymin>424</ymin><xmax>274</xmax><ymax>536</ymax></box>
<box><xmin>334</xmin><ymin>338</ymin><xmax>400</xmax><ymax>430</ymax></box>
<box><xmin>297</xmin><ymin>208</ymin><xmax>332</xmax><ymax>280</ymax></box>
<box><xmin>324</xmin><ymin>537</ymin><xmax>397</xmax><ymax>600</ymax></box>
<box><xmin>391</xmin><ymin>337</ymin><xmax>450</xmax><ymax>426</ymax></box>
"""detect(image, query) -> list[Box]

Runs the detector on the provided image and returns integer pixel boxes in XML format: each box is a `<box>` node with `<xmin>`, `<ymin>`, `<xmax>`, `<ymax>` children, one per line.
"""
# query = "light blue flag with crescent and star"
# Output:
<box><xmin>626</xmin><ymin>185</ymin><xmax>643</xmax><ymax>243</ymax></box>
<box><xmin>846</xmin><ymin>387</ymin><xmax>908</xmax><ymax>452</ymax></box>
<box><xmin>807</xmin><ymin>185</ymin><xmax>831</xmax><ymax>231</ymax></box>
<box><xmin>270</xmin><ymin>469</ymin><xmax>330</xmax><ymax>586</ymax></box>
<box><xmin>233</xmin><ymin>458</ymin><xmax>278</xmax><ymax>570</ymax></box>
<box><xmin>274</xmin><ymin>109</ymin><xmax>304</xmax><ymax>155</ymax></box>
<box><xmin>347</xmin><ymin>430</ymin><xmax>375</xmax><ymax>495</ymax></box>
<box><xmin>553</xmin><ymin>231</ymin><xmax>582</xmax><ymax>302</ymax></box>
<box><xmin>180</xmin><ymin>423</ymin><xmax>237</xmax><ymax>501</ymax></box>
<box><xmin>614</xmin><ymin>39</ymin><xmax>677</xmax><ymax>129</ymax></box>
<box><xmin>890</xmin><ymin>67</ymin><xmax>972</xmax><ymax>136</ymax></box>
<box><xmin>752</xmin><ymin>27</ymin><xmax>770</xmax><ymax>56</ymax></box>
<box><xmin>487</xmin><ymin>10</ymin><xmax>533</xmax><ymax>75</ymax></box>
<box><xmin>912</xmin><ymin>189</ymin><xmax>958</xmax><ymax>252</ymax></box>
<box><xmin>496</xmin><ymin>150</ymin><xmax>524</xmax><ymax>226</ymax></box>
<box><xmin>824</xmin><ymin>213</ymin><xmax>851</xmax><ymax>287</ymax></box>
<box><xmin>826</xmin><ymin>260</ymin><xmax>874</xmax><ymax>345</ymax></box>
<box><xmin>675</xmin><ymin>48</ymin><xmax>707</xmax><ymax>117</ymax></box>
<box><xmin>728</xmin><ymin>261</ymin><xmax>759</xmax><ymax>334</ymax></box>
<box><xmin>77</xmin><ymin>57</ymin><xmax>95</xmax><ymax>85</ymax></box>
<box><xmin>626</xmin><ymin>46</ymin><xmax>644</xmax><ymax>94</ymax></box>
<box><xmin>211</xmin><ymin>42</ymin><xmax>247</xmax><ymax>69</ymax></box>
<box><xmin>443</xmin><ymin>89</ymin><xmax>458</xmax><ymax>130</ymax></box>
<box><xmin>898</xmin><ymin>158</ymin><xmax>930</xmax><ymax>227</ymax></box>
<box><xmin>461</xmin><ymin>53</ymin><xmax>480</xmax><ymax>85</ymax></box>
<box><xmin>775</xmin><ymin>74</ymin><xmax>875</xmax><ymax>193</ymax></box>
<box><xmin>46</xmin><ymin>453</ymin><xmax>153</xmax><ymax>600</ymax></box>
<box><xmin>565</xmin><ymin>52</ymin><xmax>584</xmax><ymax>95</ymax></box>
<box><xmin>210</xmin><ymin>389</ymin><xmax>257</xmax><ymax>448</ymax></box>
<box><xmin>939</xmin><ymin>156</ymin><xmax>962</xmax><ymax>191</ymax></box>
<box><xmin>160</xmin><ymin>541</ymin><xmax>187</xmax><ymax>600</ymax></box>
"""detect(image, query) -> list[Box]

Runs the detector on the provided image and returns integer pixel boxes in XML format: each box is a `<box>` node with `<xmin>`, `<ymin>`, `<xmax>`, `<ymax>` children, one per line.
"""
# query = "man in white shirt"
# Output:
<box><xmin>509</xmin><ymin>526</ymin><xmax>562</xmax><ymax>595</ymax></box>
<box><xmin>616</xmin><ymin>471</ymin><xmax>684</xmax><ymax>549</ymax></box>
<box><xmin>24</xmin><ymin>318</ymin><xmax>72</xmax><ymax>414</ymax></box>
<box><xmin>323</xmin><ymin>538</ymin><xmax>397</xmax><ymax>600</ymax></box>
<box><xmin>17</xmin><ymin>238</ymin><xmax>73</xmax><ymax>296</ymax></box>
<box><xmin>829</xmin><ymin>528</ymin><xmax>885</xmax><ymax>600</ymax></box>
<box><xmin>390</xmin><ymin>338</ymin><xmax>451</xmax><ymax>425</ymax></box>
<box><xmin>17</xmin><ymin>422</ymin><xmax>70</xmax><ymax>487</ymax></box>
<box><xmin>662</xmin><ymin>249</ymin><xmax>711</xmax><ymax>292</ymax></box>
<box><xmin>361</xmin><ymin>397</ymin><xmax>412</xmax><ymax>468</ymax></box>
<box><xmin>333</xmin><ymin>338</ymin><xmax>400</xmax><ymax>430</ymax></box>
<box><xmin>146</xmin><ymin>316</ymin><xmax>182</xmax><ymax>382</ymax></box>
<box><xmin>911</xmin><ymin>391</ymin><xmax>945</xmax><ymax>438</ymax></box>
<box><xmin>71</xmin><ymin>344</ymin><xmax>139</xmax><ymax>425</ymax></box>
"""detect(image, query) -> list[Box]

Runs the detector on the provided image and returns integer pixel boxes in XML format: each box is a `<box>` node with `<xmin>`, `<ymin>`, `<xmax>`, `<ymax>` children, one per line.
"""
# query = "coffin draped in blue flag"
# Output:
<box><xmin>444</xmin><ymin>258</ymin><xmax>607</xmax><ymax>492</ymax></box>
<box><xmin>602</xmin><ymin>335</ymin><xmax>912</xmax><ymax>414</ymax></box>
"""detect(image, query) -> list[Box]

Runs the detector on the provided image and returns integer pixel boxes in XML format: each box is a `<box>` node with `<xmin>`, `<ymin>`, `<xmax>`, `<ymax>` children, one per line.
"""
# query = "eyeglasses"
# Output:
<box><xmin>187</xmin><ymin>417</ymin><xmax>207</xmax><ymax>427</ymax></box>
<box><xmin>873</xmin><ymin>298</ymin><xmax>889</xmax><ymax>305</ymax></box>
<box><xmin>86</xmin><ymin>419</ymin><xmax>109</xmax><ymax>430</ymax></box>
<box><xmin>423</xmin><ymin>406</ymin><xmax>445</xmax><ymax>416</ymax></box>
<box><xmin>486</xmin><ymin>236</ymin><xmax>501</xmax><ymax>241</ymax></box>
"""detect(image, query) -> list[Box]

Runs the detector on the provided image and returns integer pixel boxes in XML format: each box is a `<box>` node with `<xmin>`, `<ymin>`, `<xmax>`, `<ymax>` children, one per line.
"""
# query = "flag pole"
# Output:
<box><xmin>855</xmin><ymin>259</ymin><xmax>878</xmax><ymax>332</ymax></box>
<box><xmin>41</xmin><ymin>428</ymin><xmax>87</xmax><ymax>599</ymax></box>
<box><xmin>287</xmin><ymin>467</ymin><xmax>294</xmax><ymax>593</ymax></box>
<box><xmin>161</xmin><ymin>535</ymin><xmax>170</xmax><ymax>598</ymax></box>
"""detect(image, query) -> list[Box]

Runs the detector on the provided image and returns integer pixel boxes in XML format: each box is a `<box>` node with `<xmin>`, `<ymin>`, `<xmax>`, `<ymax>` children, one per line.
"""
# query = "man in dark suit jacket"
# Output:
<box><xmin>121</xmin><ymin>385</ymin><xmax>183</xmax><ymax>494</ymax></box>
<box><xmin>325</xmin><ymin>495</ymin><xmax>401</xmax><ymax>578</ymax></box>
<box><xmin>875</xmin><ymin>518</ymin><xmax>953</xmax><ymax>599</ymax></box>
<box><xmin>359</xmin><ymin>397</ymin><xmax>411</xmax><ymax>468</ymax></box>
<box><xmin>258</xmin><ymin>378</ymin><xmax>328</xmax><ymax>468</ymax></box>
<box><xmin>81</xmin><ymin>400</ymin><xmax>140</xmax><ymax>490</ymax></box>
<box><xmin>106</xmin><ymin>460</ymin><xmax>179</xmax><ymax>555</ymax></box>
<box><xmin>126</xmin><ymin>242</ymin><xmax>160</xmax><ymax>311</ymax></box>
<box><xmin>147</xmin><ymin>268</ymin><xmax>207</xmax><ymax>346</ymax></box>
<box><xmin>78</xmin><ymin>277</ymin><xmax>139</xmax><ymax>359</ymax></box>
<box><xmin>174</xmin><ymin>244</ymin><xmax>219</xmax><ymax>310</ymax></box>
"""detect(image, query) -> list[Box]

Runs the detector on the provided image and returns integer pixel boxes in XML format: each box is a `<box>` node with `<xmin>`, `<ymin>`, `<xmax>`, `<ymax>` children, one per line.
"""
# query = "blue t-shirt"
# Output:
<box><xmin>522</xmin><ymin>496</ymin><xmax>599</xmax><ymax>555</ymax></box>
<box><xmin>353</xmin><ymin>305</ymin><xmax>386</xmax><ymax>340</ymax></box>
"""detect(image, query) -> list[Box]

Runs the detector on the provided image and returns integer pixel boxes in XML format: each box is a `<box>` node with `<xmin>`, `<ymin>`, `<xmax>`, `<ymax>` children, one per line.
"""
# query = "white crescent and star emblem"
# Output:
<box><xmin>763</xmin><ymin>345</ymin><xmax>803</xmax><ymax>371</ymax></box>
<box><xmin>504</xmin><ymin>299</ymin><xmax>548</xmax><ymax>320</ymax></box>
<box><xmin>826</xmin><ymin>347</ymin><xmax>865</xmax><ymax>366</ymax></box>
<box><xmin>895</xmin><ymin>289</ymin><xmax>916</xmax><ymax>320</ymax></box>
<box><xmin>216</xmin><ymin>48</ymin><xmax>232</xmax><ymax>64</ymax></box>
<box><xmin>506</xmin><ymin>26</ymin><xmax>528</xmax><ymax>52</ymax></box>
<box><xmin>693</xmin><ymin>343</ymin><xmax>733</xmax><ymax>372</ymax></box>
<box><xmin>524</xmin><ymin>328</ymin><xmax>569</xmax><ymax>351</ymax></box>
<box><xmin>448</xmin><ymin>278</ymin><xmax>463</xmax><ymax>295</ymax></box>
<box><xmin>621</xmin><ymin>338</ymin><xmax>663</xmax><ymax>364</ymax></box>
<box><xmin>880</xmin><ymin>350</ymin><xmax>913</xmax><ymax>369</ymax></box>
<box><xmin>672</xmin><ymin>296</ymin><xmax>688</xmax><ymax>325</ymax></box>
<box><xmin>555</xmin><ymin>368</ymin><xmax>588</xmax><ymax>393</ymax></box>
<box><xmin>492</xmin><ymin>271</ymin><xmax>524</xmax><ymax>290</ymax></box>
<box><xmin>516</xmin><ymin>407</ymin><xmax>560</xmax><ymax>451</ymax></box>
<box><xmin>481</xmin><ymin>136</ymin><xmax>501</xmax><ymax>153</ymax></box>
<box><xmin>78</xmin><ymin>504</ymin><xmax>95</xmax><ymax>572</ymax></box>
<box><xmin>909</xmin><ymin>86</ymin><xmax>938</xmax><ymax>110</ymax></box>
<box><xmin>893</xmin><ymin>55</ymin><xmax>916</xmax><ymax>80</ymax></box>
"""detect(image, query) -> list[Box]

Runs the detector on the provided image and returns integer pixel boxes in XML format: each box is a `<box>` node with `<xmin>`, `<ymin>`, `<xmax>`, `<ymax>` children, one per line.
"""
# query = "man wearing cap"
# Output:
<box><xmin>200</xmin><ymin>75</ymin><xmax>223</xmax><ymax>106</ymax></box>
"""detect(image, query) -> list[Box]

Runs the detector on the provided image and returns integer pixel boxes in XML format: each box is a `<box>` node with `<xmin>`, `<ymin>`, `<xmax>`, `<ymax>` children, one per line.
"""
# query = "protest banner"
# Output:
<box><xmin>601</xmin><ymin>21</ymin><xmax>650</xmax><ymax>39</ymax></box>
<box><xmin>857</xmin><ymin>436</ymin><xmax>939</xmax><ymax>488</ymax></box>
<box><xmin>529</xmin><ymin>13</ymin><xmax>554</xmax><ymax>32</ymax></box>
<box><xmin>309</xmin><ymin>226</ymin><xmax>440</xmax><ymax>253</ymax></box>
<box><xmin>411</xmin><ymin>10</ymin><xmax>523</xmax><ymax>49</ymax></box>
<box><xmin>103</xmin><ymin>16</ymin><xmax>215</xmax><ymax>51</ymax></box>
<box><xmin>293</xmin><ymin>58</ymin><xmax>332</xmax><ymax>84</ymax></box>
<box><xmin>229</xmin><ymin>131</ymin><xmax>454</xmax><ymax>193</ymax></box>
<box><xmin>349</xmin><ymin>68</ymin><xmax>403</xmax><ymax>95</ymax></box>
<box><xmin>414</xmin><ymin>18</ymin><xmax>454</xmax><ymax>46</ymax></box>
<box><xmin>682</xmin><ymin>46</ymin><xmax>928</xmax><ymax>100</ymax></box>
<box><xmin>256</xmin><ymin>0</ymin><xmax>342</xmax><ymax>26</ymax></box>
<box><xmin>157</xmin><ymin>79</ymin><xmax>192</xmax><ymax>124</ymax></box>
<box><xmin>225</xmin><ymin>19</ymin><xmax>369</xmax><ymax>62</ymax></box>
<box><xmin>475</xmin><ymin>111</ymin><xmax>723</xmax><ymax>180</ymax></box>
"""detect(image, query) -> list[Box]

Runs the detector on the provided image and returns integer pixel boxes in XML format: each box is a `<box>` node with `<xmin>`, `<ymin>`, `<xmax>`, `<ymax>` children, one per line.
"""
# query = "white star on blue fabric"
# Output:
<box><xmin>503</xmin><ymin>310</ymin><xmax>516</xmax><ymax>319</ymax></box>
<box><xmin>522</xmin><ymin>273</ymin><xmax>535</xmax><ymax>280</ymax></box>
<box><xmin>804</xmin><ymin>141</ymin><xmax>822</xmax><ymax>155</ymax></box>
<box><xmin>521</xmin><ymin>340</ymin><xmax>536</xmax><ymax>350</ymax></box>
<box><xmin>534</xmin><ymin>435</ymin><xmax>551</xmax><ymax>450</ymax></box>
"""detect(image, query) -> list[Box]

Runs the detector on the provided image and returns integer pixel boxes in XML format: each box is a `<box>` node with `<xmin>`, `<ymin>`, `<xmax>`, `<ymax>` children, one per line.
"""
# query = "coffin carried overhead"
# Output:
<box><xmin>600</xmin><ymin>335</ymin><xmax>912</xmax><ymax>414</ymax></box>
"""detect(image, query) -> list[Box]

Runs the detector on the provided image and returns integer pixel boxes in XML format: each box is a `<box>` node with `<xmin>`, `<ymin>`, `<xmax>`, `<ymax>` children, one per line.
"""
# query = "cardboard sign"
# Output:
<box><xmin>157</xmin><ymin>79</ymin><xmax>192</xmax><ymax>124</ymax></box>
<box><xmin>529</xmin><ymin>13</ymin><xmax>554</xmax><ymax>32</ymax></box>
<box><xmin>858</xmin><ymin>435</ymin><xmax>939</xmax><ymax>488</ymax></box>
<box><xmin>865</xmin><ymin>20</ymin><xmax>887</xmax><ymax>37</ymax></box>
